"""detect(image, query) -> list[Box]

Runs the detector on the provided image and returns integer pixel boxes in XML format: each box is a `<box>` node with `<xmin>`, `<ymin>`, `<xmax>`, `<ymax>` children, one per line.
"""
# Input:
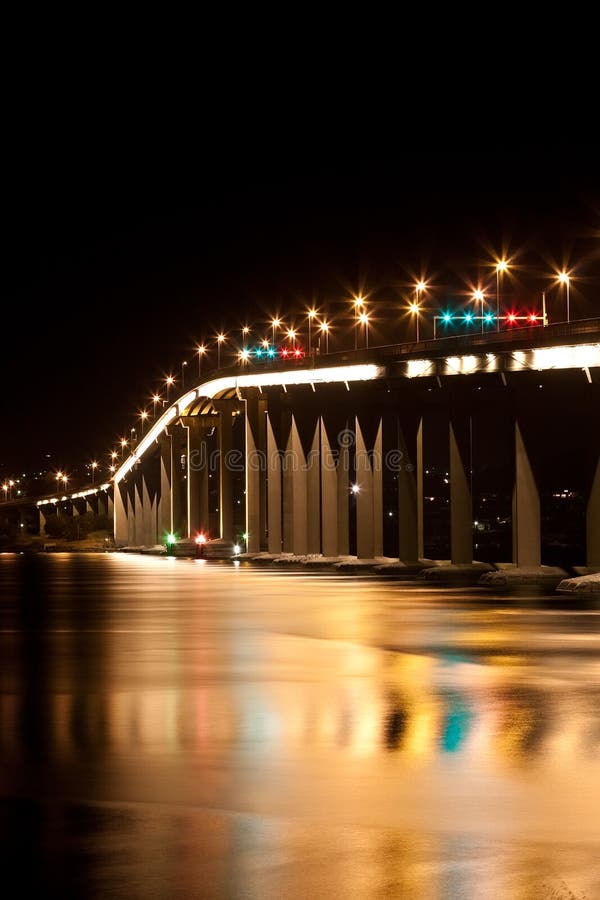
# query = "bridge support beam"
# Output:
<box><xmin>283</xmin><ymin>415</ymin><xmax>308</xmax><ymax>555</ymax></box>
<box><xmin>185</xmin><ymin>418</ymin><xmax>210</xmax><ymax>540</ymax></box>
<box><xmin>449</xmin><ymin>415</ymin><xmax>473</xmax><ymax>565</ymax></box>
<box><xmin>216</xmin><ymin>403</ymin><xmax>234</xmax><ymax>543</ymax></box>
<box><xmin>512</xmin><ymin>420</ymin><xmax>541</xmax><ymax>567</ymax></box>
<box><xmin>587</xmin><ymin>454</ymin><xmax>600</xmax><ymax>568</ymax></box>
<box><xmin>397</xmin><ymin>417</ymin><xmax>423</xmax><ymax>563</ymax></box>
<box><xmin>355</xmin><ymin>417</ymin><xmax>383</xmax><ymax>559</ymax></box>
<box><xmin>114</xmin><ymin>480</ymin><xmax>129</xmax><ymax>546</ymax></box>
<box><xmin>244</xmin><ymin>398</ymin><xmax>264</xmax><ymax>554</ymax></box>
<box><xmin>266</xmin><ymin>414</ymin><xmax>282</xmax><ymax>554</ymax></box>
<box><xmin>39</xmin><ymin>507</ymin><xmax>47</xmax><ymax>536</ymax></box>
<box><xmin>320</xmin><ymin>419</ymin><xmax>339</xmax><ymax>557</ymax></box>
<box><xmin>158</xmin><ymin>433</ymin><xmax>172</xmax><ymax>540</ymax></box>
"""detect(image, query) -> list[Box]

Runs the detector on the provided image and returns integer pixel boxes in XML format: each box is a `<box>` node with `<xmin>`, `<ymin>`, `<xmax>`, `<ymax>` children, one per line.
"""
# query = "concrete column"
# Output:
<box><xmin>588</xmin><ymin>455</ymin><xmax>600</xmax><ymax>567</ymax></box>
<box><xmin>107</xmin><ymin>493</ymin><xmax>114</xmax><ymax>521</ymax></box>
<box><xmin>337</xmin><ymin>437</ymin><xmax>350</xmax><ymax>556</ymax></box>
<box><xmin>397</xmin><ymin>417</ymin><xmax>422</xmax><ymax>563</ymax></box>
<box><xmin>114</xmin><ymin>480</ymin><xmax>129</xmax><ymax>546</ymax></box>
<box><xmin>219</xmin><ymin>408</ymin><xmax>234</xmax><ymax>542</ymax></box>
<box><xmin>128</xmin><ymin>477</ymin><xmax>137</xmax><ymax>546</ymax></box>
<box><xmin>158</xmin><ymin>433</ymin><xmax>172</xmax><ymax>540</ymax></box>
<box><xmin>320</xmin><ymin>419</ymin><xmax>338</xmax><ymax>557</ymax></box>
<box><xmin>170</xmin><ymin>424</ymin><xmax>187</xmax><ymax>539</ymax></box>
<box><xmin>267</xmin><ymin>414</ymin><xmax>282</xmax><ymax>554</ymax></box>
<box><xmin>449</xmin><ymin>416</ymin><xmax>472</xmax><ymax>565</ymax></box>
<box><xmin>245</xmin><ymin>400</ymin><xmax>261</xmax><ymax>554</ymax></box>
<box><xmin>39</xmin><ymin>507</ymin><xmax>47</xmax><ymax>535</ymax></box>
<box><xmin>142</xmin><ymin>471</ymin><xmax>157</xmax><ymax>545</ymax></box>
<box><xmin>512</xmin><ymin>420</ymin><xmax>541</xmax><ymax>567</ymax></box>
<box><xmin>373</xmin><ymin>419</ymin><xmax>383</xmax><ymax>558</ymax></box>
<box><xmin>283</xmin><ymin>415</ymin><xmax>308</xmax><ymax>555</ymax></box>
<box><xmin>355</xmin><ymin>417</ymin><xmax>378</xmax><ymax>559</ymax></box>
<box><xmin>306</xmin><ymin>421</ymin><xmax>321</xmax><ymax>555</ymax></box>
<box><xmin>186</xmin><ymin>418</ymin><xmax>209</xmax><ymax>540</ymax></box>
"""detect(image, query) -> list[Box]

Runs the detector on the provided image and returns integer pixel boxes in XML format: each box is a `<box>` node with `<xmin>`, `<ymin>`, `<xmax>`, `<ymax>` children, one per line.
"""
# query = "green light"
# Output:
<box><xmin>166</xmin><ymin>532</ymin><xmax>176</xmax><ymax>545</ymax></box>
<box><xmin>242</xmin><ymin>532</ymin><xmax>248</xmax><ymax>541</ymax></box>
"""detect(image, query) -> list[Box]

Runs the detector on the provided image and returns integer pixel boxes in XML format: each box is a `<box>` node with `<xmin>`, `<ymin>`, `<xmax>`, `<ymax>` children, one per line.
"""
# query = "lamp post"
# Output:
<box><xmin>495</xmin><ymin>259</ymin><xmax>509</xmax><ymax>332</ymax></box>
<box><xmin>472</xmin><ymin>289</ymin><xmax>485</xmax><ymax>333</ymax></box>
<box><xmin>557</xmin><ymin>271</ymin><xmax>571</xmax><ymax>322</ymax></box>
<box><xmin>139</xmin><ymin>410</ymin><xmax>149</xmax><ymax>434</ymax></box>
<box><xmin>353</xmin><ymin>296</ymin><xmax>364</xmax><ymax>350</ymax></box>
<box><xmin>120</xmin><ymin>438</ymin><xmax>128</xmax><ymax>458</ymax></box>
<box><xmin>165</xmin><ymin>375</ymin><xmax>175</xmax><ymax>402</ymax></box>
<box><xmin>152</xmin><ymin>394</ymin><xmax>162</xmax><ymax>418</ymax></box>
<box><xmin>307</xmin><ymin>309</ymin><xmax>317</xmax><ymax>354</ymax></box>
<box><xmin>181</xmin><ymin>360</ymin><xmax>187</xmax><ymax>389</ymax></box>
<box><xmin>197</xmin><ymin>345</ymin><xmax>206</xmax><ymax>378</ymax></box>
<box><xmin>91</xmin><ymin>461</ymin><xmax>98</xmax><ymax>484</ymax></box>
<box><xmin>319</xmin><ymin>321</ymin><xmax>330</xmax><ymax>354</ymax></box>
<box><xmin>216</xmin><ymin>333</ymin><xmax>226</xmax><ymax>368</ymax></box>
<box><xmin>286</xmin><ymin>328</ymin><xmax>297</xmax><ymax>350</ymax></box>
<box><xmin>2</xmin><ymin>483</ymin><xmax>8</xmax><ymax>502</ymax></box>
<box><xmin>358</xmin><ymin>311</ymin><xmax>370</xmax><ymax>348</ymax></box>
<box><xmin>271</xmin><ymin>318</ymin><xmax>281</xmax><ymax>346</ymax></box>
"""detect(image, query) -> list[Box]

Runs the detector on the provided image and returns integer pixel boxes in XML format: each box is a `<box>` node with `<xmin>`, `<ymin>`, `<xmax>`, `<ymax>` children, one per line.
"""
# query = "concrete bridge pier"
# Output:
<box><xmin>282</xmin><ymin>414</ymin><xmax>308</xmax><ymax>555</ymax></box>
<box><xmin>243</xmin><ymin>397</ymin><xmax>266</xmax><ymax>553</ymax></box>
<box><xmin>396</xmin><ymin>416</ymin><xmax>423</xmax><ymax>563</ymax></box>
<box><xmin>449</xmin><ymin>414</ymin><xmax>473</xmax><ymax>565</ymax></box>
<box><xmin>266</xmin><ymin>413</ymin><xmax>282</xmax><ymax>554</ymax></box>
<box><xmin>158</xmin><ymin>432</ymin><xmax>172</xmax><ymax>540</ymax></box>
<box><xmin>355</xmin><ymin>417</ymin><xmax>383</xmax><ymax>559</ymax></box>
<box><xmin>184</xmin><ymin>416</ymin><xmax>211</xmax><ymax>541</ymax></box>
<box><xmin>214</xmin><ymin>400</ymin><xmax>237</xmax><ymax>543</ymax></box>
<box><xmin>512</xmin><ymin>419</ymin><xmax>541</xmax><ymax>567</ymax></box>
<box><xmin>114</xmin><ymin>479</ymin><xmax>129</xmax><ymax>546</ymax></box>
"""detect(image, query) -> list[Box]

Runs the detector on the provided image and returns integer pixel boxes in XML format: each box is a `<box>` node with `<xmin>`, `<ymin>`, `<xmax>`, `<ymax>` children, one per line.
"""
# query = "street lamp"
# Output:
<box><xmin>61</xmin><ymin>475</ymin><xmax>68</xmax><ymax>492</ymax></box>
<box><xmin>238</xmin><ymin>348</ymin><xmax>251</xmax><ymax>364</ymax></box>
<box><xmin>165</xmin><ymin>375</ymin><xmax>175</xmax><ymax>402</ymax></box>
<box><xmin>286</xmin><ymin>328</ymin><xmax>297</xmax><ymax>349</ymax></box>
<box><xmin>319</xmin><ymin>321</ymin><xmax>330</xmax><ymax>354</ymax></box>
<box><xmin>91</xmin><ymin>461</ymin><xmax>98</xmax><ymax>484</ymax></box>
<box><xmin>181</xmin><ymin>360</ymin><xmax>188</xmax><ymax>388</ymax></box>
<box><xmin>271</xmin><ymin>317</ymin><xmax>282</xmax><ymax>346</ymax></box>
<box><xmin>120</xmin><ymin>438</ymin><xmax>128</xmax><ymax>457</ymax></box>
<box><xmin>472</xmin><ymin>288</ymin><xmax>486</xmax><ymax>333</ymax></box>
<box><xmin>2</xmin><ymin>483</ymin><xmax>8</xmax><ymax>501</ymax></box>
<box><xmin>557</xmin><ymin>271</ymin><xmax>571</xmax><ymax>322</ymax></box>
<box><xmin>152</xmin><ymin>394</ymin><xmax>162</xmax><ymax>418</ymax></box>
<box><xmin>216</xmin><ymin>333</ymin><xmax>226</xmax><ymax>368</ymax></box>
<box><xmin>358</xmin><ymin>311</ymin><xmax>370</xmax><ymax>348</ymax></box>
<box><xmin>307</xmin><ymin>309</ymin><xmax>318</xmax><ymax>354</ymax></box>
<box><xmin>352</xmin><ymin>296</ymin><xmax>365</xmax><ymax>350</ymax></box>
<box><xmin>495</xmin><ymin>259</ymin><xmax>509</xmax><ymax>332</ymax></box>
<box><xmin>242</xmin><ymin>325</ymin><xmax>251</xmax><ymax>339</ymax></box>
<box><xmin>139</xmin><ymin>410</ymin><xmax>149</xmax><ymax>434</ymax></box>
<box><xmin>197</xmin><ymin>344</ymin><xmax>207</xmax><ymax>378</ymax></box>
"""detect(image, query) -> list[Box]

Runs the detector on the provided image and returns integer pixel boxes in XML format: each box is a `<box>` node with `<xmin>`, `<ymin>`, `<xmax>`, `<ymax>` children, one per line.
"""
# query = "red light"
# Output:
<box><xmin>195</xmin><ymin>533</ymin><xmax>207</xmax><ymax>544</ymax></box>
<box><xmin>529</xmin><ymin>314</ymin><xmax>538</xmax><ymax>323</ymax></box>
<box><xmin>281</xmin><ymin>348</ymin><xmax>289</xmax><ymax>357</ymax></box>
<box><xmin>507</xmin><ymin>313</ymin><xmax>517</xmax><ymax>323</ymax></box>
<box><xmin>294</xmin><ymin>348</ymin><xmax>302</xmax><ymax>357</ymax></box>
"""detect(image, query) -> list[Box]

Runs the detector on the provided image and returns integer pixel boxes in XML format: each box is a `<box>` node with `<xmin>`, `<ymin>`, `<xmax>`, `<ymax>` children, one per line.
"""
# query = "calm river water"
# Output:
<box><xmin>0</xmin><ymin>552</ymin><xmax>599</xmax><ymax>898</ymax></box>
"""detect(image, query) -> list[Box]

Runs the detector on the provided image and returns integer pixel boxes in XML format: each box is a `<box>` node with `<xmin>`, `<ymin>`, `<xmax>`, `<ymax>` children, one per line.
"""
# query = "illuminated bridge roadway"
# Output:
<box><xmin>10</xmin><ymin>319</ymin><xmax>600</xmax><ymax>569</ymax></box>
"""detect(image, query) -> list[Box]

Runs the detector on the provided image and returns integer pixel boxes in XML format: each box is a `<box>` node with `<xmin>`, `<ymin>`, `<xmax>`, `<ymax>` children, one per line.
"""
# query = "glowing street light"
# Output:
<box><xmin>152</xmin><ymin>394</ymin><xmax>162</xmax><ymax>418</ymax></box>
<box><xmin>472</xmin><ymin>288</ymin><xmax>486</xmax><ymax>333</ymax></box>
<box><xmin>319</xmin><ymin>320</ymin><xmax>330</xmax><ymax>354</ymax></box>
<box><xmin>495</xmin><ymin>259</ymin><xmax>510</xmax><ymax>331</ymax></box>
<box><xmin>271</xmin><ymin>317</ymin><xmax>282</xmax><ymax>345</ymax></box>
<box><xmin>352</xmin><ymin>296</ymin><xmax>365</xmax><ymax>350</ymax></box>
<box><xmin>307</xmin><ymin>308</ymin><xmax>318</xmax><ymax>354</ymax></box>
<box><xmin>557</xmin><ymin>271</ymin><xmax>571</xmax><ymax>322</ymax></box>
<box><xmin>242</xmin><ymin>325</ymin><xmax>251</xmax><ymax>339</ymax></box>
<box><xmin>2</xmin><ymin>483</ymin><xmax>8</xmax><ymax>501</ymax></box>
<box><xmin>61</xmin><ymin>475</ymin><xmax>68</xmax><ymax>491</ymax></box>
<box><xmin>358</xmin><ymin>310</ymin><xmax>370</xmax><ymax>348</ymax></box>
<box><xmin>351</xmin><ymin>483</ymin><xmax>360</xmax><ymax>495</ymax></box>
<box><xmin>197</xmin><ymin>344</ymin><xmax>207</xmax><ymax>378</ymax></box>
<box><xmin>165</xmin><ymin>375</ymin><xmax>175</xmax><ymax>402</ymax></box>
<box><xmin>181</xmin><ymin>360</ymin><xmax>188</xmax><ymax>389</ymax></box>
<box><xmin>216</xmin><ymin>333</ymin><xmax>226</xmax><ymax>368</ymax></box>
<box><xmin>286</xmin><ymin>328</ymin><xmax>297</xmax><ymax>348</ymax></box>
<box><xmin>139</xmin><ymin>410</ymin><xmax>149</xmax><ymax>434</ymax></box>
<box><xmin>120</xmin><ymin>438</ymin><xmax>128</xmax><ymax>457</ymax></box>
<box><xmin>90</xmin><ymin>460</ymin><xmax>98</xmax><ymax>484</ymax></box>
<box><xmin>238</xmin><ymin>348</ymin><xmax>251</xmax><ymax>364</ymax></box>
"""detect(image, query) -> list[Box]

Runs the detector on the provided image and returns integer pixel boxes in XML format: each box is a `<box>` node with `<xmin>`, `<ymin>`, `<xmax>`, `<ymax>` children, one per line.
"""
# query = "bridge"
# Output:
<box><xmin>103</xmin><ymin>319</ymin><xmax>600</xmax><ymax>569</ymax></box>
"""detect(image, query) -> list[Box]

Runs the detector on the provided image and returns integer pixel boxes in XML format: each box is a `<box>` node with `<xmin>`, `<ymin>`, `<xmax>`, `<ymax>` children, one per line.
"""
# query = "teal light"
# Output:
<box><xmin>484</xmin><ymin>313</ymin><xmax>495</xmax><ymax>324</ymax></box>
<box><xmin>442</xmin><ymin>312</ymin><xmax>453</xmax><ymax>324</ymax></box>
<box><xmin>267</xmin><ymin>347</ymin><xmax>276</xmax><ymax>358</ymax></box>
<box><xmin>166</xmin><ymin>532</ymin><xmax>176</xmax><ymax>545</ymax></box>
<box><xmin>463</xmin><ymin>312</ymin><xmax>474</xmax><ymax>324</ymax></box>
<box><xmin>255</xmin><ymin>348</ymin><xmax>263</xmax><ymax>358</ymax></box>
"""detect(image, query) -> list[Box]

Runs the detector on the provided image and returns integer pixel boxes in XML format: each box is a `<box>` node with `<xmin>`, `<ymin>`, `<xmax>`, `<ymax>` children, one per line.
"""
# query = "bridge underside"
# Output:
<box><xmin>114</xmin><ymin>367</ymin><xmax>600</xmax><ymax>568</ymax></box>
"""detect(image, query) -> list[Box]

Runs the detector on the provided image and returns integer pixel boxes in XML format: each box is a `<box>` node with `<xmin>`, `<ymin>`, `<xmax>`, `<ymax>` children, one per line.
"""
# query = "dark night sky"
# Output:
<box><xmin>2</xmin><ymin>145</ymin><xmax>599</xmax><ymax>475</ymax></box>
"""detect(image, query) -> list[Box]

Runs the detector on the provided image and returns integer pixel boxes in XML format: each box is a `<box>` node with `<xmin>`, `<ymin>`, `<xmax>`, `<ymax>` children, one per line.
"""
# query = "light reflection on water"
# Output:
<box><xmin>0</xmin><ymin>552</ymin><xmax>599</xmax><ymax>898</ymax></box>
